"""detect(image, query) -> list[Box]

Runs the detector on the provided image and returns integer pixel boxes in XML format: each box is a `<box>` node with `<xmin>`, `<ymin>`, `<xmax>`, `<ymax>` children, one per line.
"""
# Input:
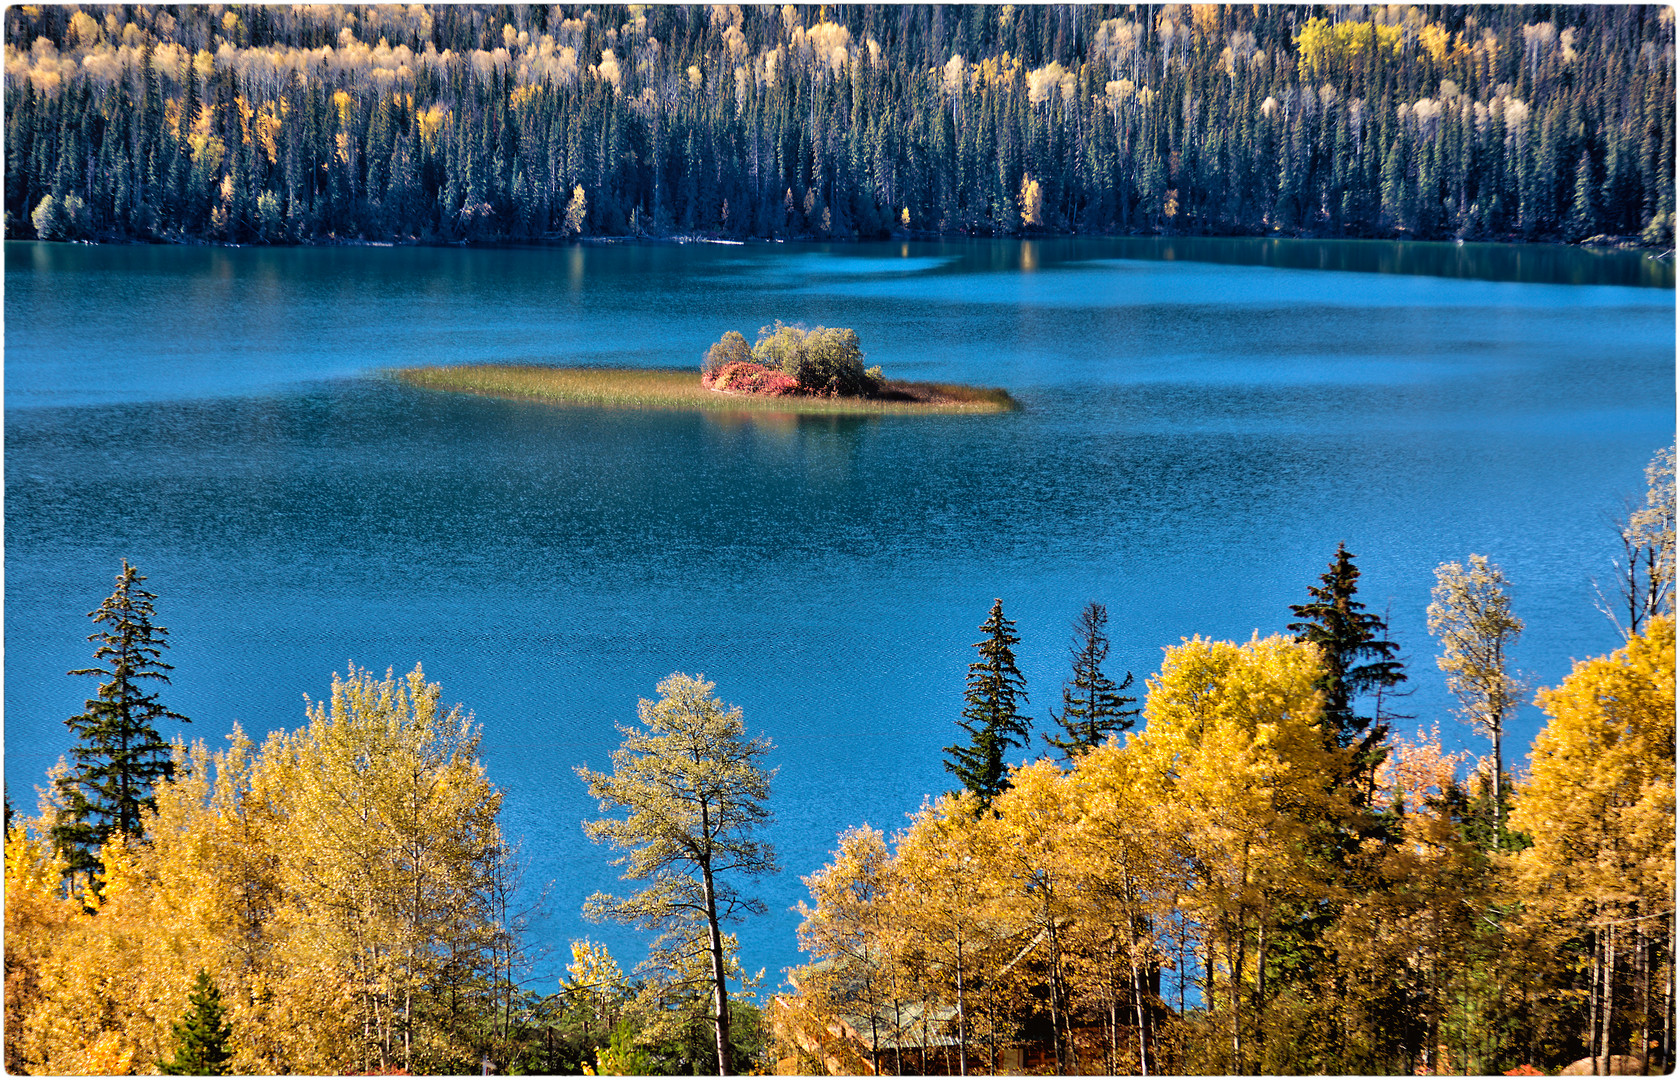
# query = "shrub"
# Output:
<box><xmin>712</xmin><ymin>361</ymin><xmax>802</xmax><ymax>396</ymax></box>
<box><xmin>751</xmin><ymin>322</ymin><xmax>874</xmax><ymax>396</ymax></box>
<box><xmin>713</xmin><ymin>360</ymin><xmax>768</xmax><ymax>391</ymax></box>
<box><xmin>704</xmin><ymin>324</ymin><xmax>885</xmax><ymax>397</ymax></box>
<box><xmin>701</xmin><ymin>330</ymin><xmax>752</xmax><ymax>384</ymax></box>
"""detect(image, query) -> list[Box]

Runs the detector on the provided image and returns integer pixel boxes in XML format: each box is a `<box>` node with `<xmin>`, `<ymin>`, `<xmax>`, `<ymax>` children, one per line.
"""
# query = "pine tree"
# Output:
<box><xmin>1043</xmin><ymin>601</ymin><xmax>1138</xmax><ymax>762</ymax></box>
<box><xmin>159</xmin><ymin>970</ymin><xmax>234</xmax><ymax>1076</ymax></box>
<box><xmin>944</xmin><ymin>598</ymin><xmax>1030</xmax><ymax>807</ymax></box>
<box><xmin>1286</xmin><ymin>544</ymin><xmax>1406</xmax><ymax>782</ymax></box>
<box><xmin>52</xmin><ymin>560</ymin><xmax>189</xmax><ymax>879</ymax></box>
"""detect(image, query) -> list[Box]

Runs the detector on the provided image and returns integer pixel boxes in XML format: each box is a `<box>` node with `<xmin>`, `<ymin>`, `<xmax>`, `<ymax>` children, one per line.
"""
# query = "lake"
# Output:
<box><xmin>5</xmin><ymin>236</ymin><xmax>1673</xmax><ymax>993</ymax></box>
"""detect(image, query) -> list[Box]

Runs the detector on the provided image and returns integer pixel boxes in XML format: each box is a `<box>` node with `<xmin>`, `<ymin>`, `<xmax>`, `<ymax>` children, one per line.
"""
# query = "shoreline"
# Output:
<box><xmin>392</xmin><ymin>364</ymin><xmax>1020</xmax><ymax>416</ymax></box>
<box><xmin>16</xmin><ymin>234</ymin><xmax>1668</xmax><ymax>291</ymax></box>
<box><xmin>16</xmin><ymin>229</ymin><xmax>1665</xmax><ymax>253</ymax></box>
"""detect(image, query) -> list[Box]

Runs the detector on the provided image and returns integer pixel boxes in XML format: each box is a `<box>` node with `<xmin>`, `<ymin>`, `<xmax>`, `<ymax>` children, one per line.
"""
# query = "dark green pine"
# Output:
<box><xmin>159</xmin><ymin>970</ymin><xmax>234</xmax><ymax>1076</ymax></box>
<box><xmin>52</xmin><ymin>560</ymin><xmax>189</xmax><ymax>881</ymax></box>
<box><xmin>1044</xmin><ymin>602</ymin><xmax>1139</xmax><ymax>763</ymax></box>
<box><xmin>944</xmin><ymin>598</ymin><xmax>1031</xmax><ymax>809</ymax></box>
<box><xmin>1287</xmin><ymin>543</ymin><xmax>1407</xmax><ymax>792</ymax></box>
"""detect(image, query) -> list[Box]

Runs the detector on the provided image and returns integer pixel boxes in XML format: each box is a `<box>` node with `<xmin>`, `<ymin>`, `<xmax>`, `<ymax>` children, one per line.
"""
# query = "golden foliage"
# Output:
<box><xmin>1294</xmin><ymin>17</ymin><xmax>1404</xmax><ymax>80</ymax></box>
<box><xmin>4</xmin><ymin>666</ymin><xmax>510</xmax><ymax>1076</ymax></box>
<box><xmin>1513</xmin><ymin>616</ymin><xmax>1676</xmax><ymax>921</ymax></box>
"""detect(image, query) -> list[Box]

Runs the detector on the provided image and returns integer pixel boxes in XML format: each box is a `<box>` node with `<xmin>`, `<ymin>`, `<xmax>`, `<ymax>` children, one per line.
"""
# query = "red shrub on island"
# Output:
<box><xmin>707</xmin><ymin>361</ymin><xmax>800</xmax><ymax>396</ymax></box>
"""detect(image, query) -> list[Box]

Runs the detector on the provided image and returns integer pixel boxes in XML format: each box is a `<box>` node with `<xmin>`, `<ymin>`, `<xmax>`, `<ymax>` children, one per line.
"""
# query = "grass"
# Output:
<box><xmin>392</xmin><ymin>364</ymin><xmax>1020</xmax><ymax>416</ymax></box>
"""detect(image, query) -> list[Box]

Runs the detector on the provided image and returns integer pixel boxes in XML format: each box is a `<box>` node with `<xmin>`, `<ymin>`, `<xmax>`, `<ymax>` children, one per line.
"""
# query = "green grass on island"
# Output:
<box><xmin>393</xmin><ymin>364</ymin><xmax>1019</xmax><ymax>415</ymax></box>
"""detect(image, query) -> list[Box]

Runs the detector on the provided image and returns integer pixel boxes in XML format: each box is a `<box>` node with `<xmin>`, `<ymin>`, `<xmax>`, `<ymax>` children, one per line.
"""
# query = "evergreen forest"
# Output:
<box><xmin>4</xmin><ymin>3</ymin><xmax>1676</xmax><ymax>245</ymax></box>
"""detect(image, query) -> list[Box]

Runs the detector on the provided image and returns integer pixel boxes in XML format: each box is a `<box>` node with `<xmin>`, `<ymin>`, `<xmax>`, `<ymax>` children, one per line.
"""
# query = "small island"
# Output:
<box><xmin>394</xmin><ymin>323</ymin><xmax>1017</xmax><ymax>416</ymax></box>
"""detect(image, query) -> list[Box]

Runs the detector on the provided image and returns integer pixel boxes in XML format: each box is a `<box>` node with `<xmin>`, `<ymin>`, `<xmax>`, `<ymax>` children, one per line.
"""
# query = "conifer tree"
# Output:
<box><xmin>944</xmin><ymin>599</ymin><xmax>1030</xmax><ymax>807</ymax></box>
<box><xmin>1044</xmin><ymin>601</ymin><xmax>1138</xmax><ymax>762</ymax></box>
<box><xmin>1286</xmin><ymin>543</ymin><xmax>1406</xmax><ymax>793</ymax></box>
<box><xmin>52</xmin><ymin>560</ymin><xmax>189</xmax><ymax>879</ymax></box>
<box><xmin>159</xmin><ymin>970</ymin><xmax>234</xmax><ymax>1076</ymax></box>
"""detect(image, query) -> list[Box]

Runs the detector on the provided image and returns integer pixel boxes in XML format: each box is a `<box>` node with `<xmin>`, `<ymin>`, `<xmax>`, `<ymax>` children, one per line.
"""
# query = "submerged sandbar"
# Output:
<box><xmin>393</xmin><ymin>364</ymin><xmax>1019</xmax><ymax>415</ymax></box>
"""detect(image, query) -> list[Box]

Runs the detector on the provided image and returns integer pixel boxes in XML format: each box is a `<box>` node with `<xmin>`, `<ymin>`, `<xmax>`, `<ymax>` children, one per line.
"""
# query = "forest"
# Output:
<box><xmin>4</xmin><ymin>3</ymin><xmax>1675</xmax><ymax>245</ymax></box>
<box><xmin>5</xmin><ymin>444</ymin><xmax>1673</xmax><ymax>1075</ymax></box>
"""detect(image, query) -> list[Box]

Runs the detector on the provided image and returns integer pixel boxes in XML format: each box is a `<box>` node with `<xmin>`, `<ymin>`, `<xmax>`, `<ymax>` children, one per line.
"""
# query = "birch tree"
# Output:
<box><xmin>1512</xmin><ymin>616</ymin><xmax>1676</xmax><ymax>1073</ymax></box>
<box><xmin>1428</xmin><ymin>555</ymin><xmax>1524</xmax><ymax>844</ymax></box>
<box><xmin>578</xmin><ymin>672</ymin><xmax>778</xmax><ymax>1076</ymax></box>
<box><xmin>1599</xmin><ymin>444</ymin><xmax>1676</xmax><ymax>638</ymax></box>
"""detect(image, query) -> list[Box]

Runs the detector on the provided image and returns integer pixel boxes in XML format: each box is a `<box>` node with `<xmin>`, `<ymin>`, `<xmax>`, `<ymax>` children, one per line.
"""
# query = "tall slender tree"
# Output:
<box><xmin>1428</xmin><ymin>554</ymin><xmax>1524</xmax><ymax>845</ymax></box>
<box><xmin>578</xmin><ymin>673</ymin><xmax>778</xmax><ymax>1076</ymax></box>
<box><xmin>945</xmin><ymin>599</ymin><xmax>1030</xmax><ymax>807</ymax></box>
<box><xmin>1286</xmin><ymin>543</ymin><xmax>1406</xmax><ymax>794</ymax></box>
<box><xmin>1044</xmin><ymin>601</ymin><xmax>1138</xmax><ymax>762</ymax></box>
<box><xmin>52</xmin><ymin>560</ymin><xmax>189</xmax><ymax>879</ymax></box>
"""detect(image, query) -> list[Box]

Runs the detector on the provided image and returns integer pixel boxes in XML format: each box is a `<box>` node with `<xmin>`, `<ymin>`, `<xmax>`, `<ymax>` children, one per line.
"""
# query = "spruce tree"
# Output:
<box><xmin>1043</xmin><ymin>601</ymin><xmax>1138</xmax><ymax>762</ymax></box>
<box><xmin>944</xmin><ymin>599</ymin><xmax>1030</xmax><ymax>808</ymax></box>
<box><xmin>1286</xmin><ymin>543</ymin><xmax>1405</xmax><ymax>793</ymax></box>
<box><xmin>52</xmin><ymin>560</ymin><xmax>189</xmax><ymax>878</ymax></box>
<box><xmin>159</xmin><ymin>970</ymin><xmax>234</xmax><ymax>1076</ymax></box>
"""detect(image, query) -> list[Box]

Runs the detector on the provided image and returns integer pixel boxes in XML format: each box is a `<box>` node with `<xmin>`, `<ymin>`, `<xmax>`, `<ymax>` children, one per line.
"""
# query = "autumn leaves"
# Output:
<box><xmin>780</xmin><ymin>446</ymin><xmax>1677</xmax><ymax>1074</ymax></box>
<box><xmin>6</xmin><ymin>665</ymin><xmax>519</xmax><ymax>1075</ymax></box>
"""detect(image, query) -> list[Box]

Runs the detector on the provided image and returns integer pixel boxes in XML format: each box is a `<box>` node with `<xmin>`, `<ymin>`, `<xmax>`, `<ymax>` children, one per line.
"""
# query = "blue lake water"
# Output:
<box><xmin>5</xmin><ymin>237</ymin><xmax>1674</xmax><ymax>993</ymax></box>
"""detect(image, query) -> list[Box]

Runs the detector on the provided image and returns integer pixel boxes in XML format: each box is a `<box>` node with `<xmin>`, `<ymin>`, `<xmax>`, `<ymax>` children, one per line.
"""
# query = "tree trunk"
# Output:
<box><xmin>1603</xmin><ymin>922</ymin><xmax>1616</xmax><ymax>1076</ymax></box>
<box><xmin>1126</xmin><ymin>911</ymin><xmax>1149</xmax><ymax>1077</ymax></box>
<box><xmin>1231</xmin><ymin>911</ymin><xmax>1247</xmax><ymax>1073</ymax></box>
<box><xmin>955</xmin><ymin>928</ymin><xmax>969</xmax><ymax>1076</ymax></box>
<box><xmin>1047</xmin><ymin>912</ymin><xmax>1067</xmax><ymax>1074</ymax></box>
<box><xmin>699</xmin><ymin>849</ymin><xmax>733</xmax><ymax>1075</ymax></box>
<box><xmin>1662</xmin><ymin>916</ymin><xmax>1674</xmax><ymax>1075</ymax></box>
<box><xmin>1254</xmin><ymin>917</ymin><xmax>1268</xmax><ymax>1068</ymax></box>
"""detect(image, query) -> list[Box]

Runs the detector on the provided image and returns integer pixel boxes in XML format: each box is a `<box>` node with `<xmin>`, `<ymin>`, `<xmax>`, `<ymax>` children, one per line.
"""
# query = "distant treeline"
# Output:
<box><xmin>4</xmin><ymin>4</ymin><xmax>1676</xmax><ymax>246</ymax></box>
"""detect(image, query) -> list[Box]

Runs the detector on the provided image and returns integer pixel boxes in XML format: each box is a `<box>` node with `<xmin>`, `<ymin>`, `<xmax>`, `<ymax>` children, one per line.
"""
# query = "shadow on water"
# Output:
<box><xmin>794</xmin><ymin>234</ymin><xmax>1673</xmax><ymax>288</ymax></box>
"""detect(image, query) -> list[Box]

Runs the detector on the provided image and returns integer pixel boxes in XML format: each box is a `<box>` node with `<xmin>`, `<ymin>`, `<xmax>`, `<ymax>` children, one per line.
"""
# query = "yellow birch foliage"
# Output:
<box><xmin>1512</xmin><ymin>615</ymin><xmax>1676</xmax><ymax>921</ymax></box>
<box><xmin>1134</xmin><ymin>633</ymin><xmax>1344</xmax><ymax>1066</ymax></box>
<box><xmin>792</xmin><ymin>824</ymin><xmax>900</xmax><ymax>1072</ymax></box>
<box><xmin>888</xmin><ymin>792</ymin><xmax>1006</xmax><ymax>1069</ymax></box>
<box><xmin>4</xmin><ymin>665</ymin><xmax>507</xmax><ymax>1077</ymax></box>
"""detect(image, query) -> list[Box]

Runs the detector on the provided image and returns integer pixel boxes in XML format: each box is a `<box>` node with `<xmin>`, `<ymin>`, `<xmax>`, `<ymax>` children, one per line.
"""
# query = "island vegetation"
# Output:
<box><xmin>4</xmin><ymin>4</ymin><xmax>1673</xmax><ymax>247</ymax></box>
<box><xmin>6</xmin><ymin>445</ymin><xmax>1672</xmax><ymax>1076</ymax></box>
<box><xmin>394</xmin><ymin>323</ymin><xmax>1019</xmax><ymax>415</ymax></box>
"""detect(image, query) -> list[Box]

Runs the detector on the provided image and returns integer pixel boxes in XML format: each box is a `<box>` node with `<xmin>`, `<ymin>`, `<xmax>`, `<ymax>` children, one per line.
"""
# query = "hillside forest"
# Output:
<box><xmin>5</xmin><ymin>4</ymin><xmax>1676</xmax><ymax>245</ymax></box>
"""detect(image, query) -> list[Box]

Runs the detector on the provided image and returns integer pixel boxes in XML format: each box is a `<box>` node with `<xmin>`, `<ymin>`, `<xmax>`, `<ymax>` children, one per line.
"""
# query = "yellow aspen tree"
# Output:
<box><xmin>1428</xmin><ymin>554</ymin><xmax>1523</xmax><ymax>843</ymax></box>
<box><xmin>793</xmin><ymin>825</ymin><xmax>903</xmax><ymax>1074</ymax></box>
<box><xmin>888</xmin><ymin>791</ymin><xmax>1006</xmax><ymax>1075</ymax></box>
<box><xmin>578</xmin><ymin>672</ymin><xmax>778</xmax><ymax>1076</ymax></box>
<box><xmin>1067</xmin><ymin>736</ymin><xmax>1178</xmax><ymax>1075</ymax></box>
<box><xmin>257</xmin><ymin>664</ymin><xmax>506</xmax><ymax>1074</ymax></box>
<box><xmin>989</xmin><ymin>758</ymin><xmax>1084</xmax><ymax>1073</ymax></box>
<box><xmin>1599</xmin><ymin>445</ymin><xmax>1676</xmax><ymax>637</ymax></box>
<box><xmin>1135</xmin><ymin>633</ymin><xmax>1346</xmax><ymax>1073</ymax></box>
<box><xmin>1512</xmin><ymin>616</ymin><xmax>1676</xmax><ymax>1072</ymax></box>
<box><xmin>1019</xmin><ymin>175</ymin><xmax>1043</xmax><ymax>227</ymax></box>
<box><xmin>564</xmin><ymin>184</ymin><xmax>588</xmax><ymax>234</ymax></box>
